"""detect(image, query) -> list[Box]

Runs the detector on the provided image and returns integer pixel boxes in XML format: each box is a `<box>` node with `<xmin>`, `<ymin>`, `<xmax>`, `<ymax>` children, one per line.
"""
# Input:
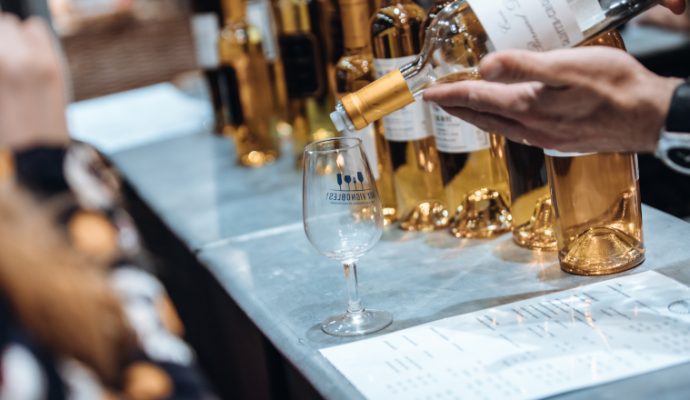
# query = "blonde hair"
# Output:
<box><xmin>0</xmin><ymin>184</ymin><xmax>137</xmax><ymax>386</ymax></box>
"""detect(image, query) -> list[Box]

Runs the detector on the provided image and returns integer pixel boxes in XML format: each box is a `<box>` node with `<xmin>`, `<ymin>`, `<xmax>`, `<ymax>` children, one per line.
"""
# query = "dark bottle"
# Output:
<box><xmin>189</xmin><ymin>0</ymin><xmax>225</xmax><ymax>134</ymax></box>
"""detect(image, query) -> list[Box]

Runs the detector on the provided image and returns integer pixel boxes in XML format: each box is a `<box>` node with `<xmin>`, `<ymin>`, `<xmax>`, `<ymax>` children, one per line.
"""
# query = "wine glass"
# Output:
<box><xmin>303</xmin><ymin>137</ymin><xmax>393</xmax><ymax>337</ymax></box>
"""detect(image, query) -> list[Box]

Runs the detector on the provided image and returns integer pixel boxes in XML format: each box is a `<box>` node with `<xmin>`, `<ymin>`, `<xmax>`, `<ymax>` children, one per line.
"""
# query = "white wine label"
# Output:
<box><xmin>344</xmin><ymin>125</ymin><xmax>380</xmax><ymax>180</ymax></box>
<box><xmin>374</xmin><ymin>56</ymin><xmax>430</xmax><ymax>142</ymax></box>
<box><xmin>430</xmin><ymin>104</ymin><xmax>490</xmax><ymax>153</ymax></box>
<box><xmin>466</xmin><ymin>0</ymin><xmax>584</xmax><ymax>52</ymax></box>
<box><xmin>247</xmin><ymin>1</ymin><xmax>279</xmax><ymax>62</ymax></box>
<box><xmin>544</xmin><ymin>149</ymin><xmax>595</xmax><ymax>157</ymax></box>
<box><xmin>191</xmin><ymin>13</ymin><xmax>220</xmax><ymax>68</ymax></box>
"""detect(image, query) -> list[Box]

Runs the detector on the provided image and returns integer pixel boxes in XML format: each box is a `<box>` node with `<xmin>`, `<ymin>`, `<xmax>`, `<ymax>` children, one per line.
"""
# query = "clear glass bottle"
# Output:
<box><xmin>505</xmin><ymin>140</ymin><xmax>557</xmax><ymax>250</ymax></box>
<box><xmin>423</xmin><ymin>0</ymin><xmax>511</xmax><ymax>239</ymax></box>
<box><xmin>219</xmin><ymin>0</ymin><xmax>280</xmax><ymax>167</ymax></box>
<box><xmin>273</xmin><ymin>0</ymin><xmax>337</xmax><ymax>167</ymax></box>
<box><xmin>371</xmin><ymin>0</ymin><xmax>448</xmax><ymax>231</ymax></box>
<box><xmin>330</xmin><ymin>0</ymin><xmax>662</xmax><ymax>131</ymax></box>
<box><xmin>546</xmin><ymin>30</ymin><xmax>644</xmax><ymax>275</ymax></box>
<box><xmin>335</xmin><ymin>0</ymin><xmax>398</xmax><ymax>225</ymax></box>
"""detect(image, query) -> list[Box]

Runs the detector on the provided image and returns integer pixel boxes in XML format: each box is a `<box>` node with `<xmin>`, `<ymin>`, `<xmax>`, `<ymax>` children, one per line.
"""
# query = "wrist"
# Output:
<box><xmin>644</xmin><ymin>76</ymin><xmax>685</xmax><ymax>152</ymax></box>
<box><xmin>655</xmin><ymin>78</ymin><xmax>690</xmax><ymax>175</ymax></box>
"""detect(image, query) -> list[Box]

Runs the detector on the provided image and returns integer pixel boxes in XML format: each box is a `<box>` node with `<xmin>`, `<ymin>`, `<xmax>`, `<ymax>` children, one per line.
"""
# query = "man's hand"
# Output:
<box><xmin>424</xmin><ymin>47</ymin><xmax>683</xmax><ymax>153</ymax></box>
<box><xmin>0</xmin><ymin>14</ymin><xmax>70</xmax><ymax>150</ymax></box>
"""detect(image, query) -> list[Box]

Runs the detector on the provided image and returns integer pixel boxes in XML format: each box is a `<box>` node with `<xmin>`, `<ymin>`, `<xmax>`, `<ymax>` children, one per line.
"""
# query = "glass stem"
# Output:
<box><xmin>343</xmin><ymin>261</ymin><xmax>363</xmax><ymax>314</ymax></box>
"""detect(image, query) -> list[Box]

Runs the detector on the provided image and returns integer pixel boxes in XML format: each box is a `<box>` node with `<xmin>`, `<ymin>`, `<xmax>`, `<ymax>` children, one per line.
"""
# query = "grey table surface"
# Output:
<box><xmin>112</xmin><ymin>131</ymin><xmax>690</xmax><ymax>400</ymax></box>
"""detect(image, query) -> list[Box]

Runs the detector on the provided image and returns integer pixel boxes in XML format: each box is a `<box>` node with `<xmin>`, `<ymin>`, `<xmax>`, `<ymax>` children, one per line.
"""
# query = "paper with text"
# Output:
<box><xmin>321</xmin><ymin>271</ymin><xmax>690</xmax><ymax>400</ymax></box>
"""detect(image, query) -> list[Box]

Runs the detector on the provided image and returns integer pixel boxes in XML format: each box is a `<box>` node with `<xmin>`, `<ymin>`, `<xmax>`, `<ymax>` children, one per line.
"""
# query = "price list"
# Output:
<box><xmin>321</xmin><ymin>271</ymin><xmax>690</xmax><ymax>400</ymax></box>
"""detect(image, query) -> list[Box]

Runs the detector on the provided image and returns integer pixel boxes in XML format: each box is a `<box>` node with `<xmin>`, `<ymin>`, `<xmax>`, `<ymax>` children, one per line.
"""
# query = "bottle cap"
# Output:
<box><xmin>339</xmin><ymin>70</ymin><xmax>415</xmax><ymax>130</ymax></box>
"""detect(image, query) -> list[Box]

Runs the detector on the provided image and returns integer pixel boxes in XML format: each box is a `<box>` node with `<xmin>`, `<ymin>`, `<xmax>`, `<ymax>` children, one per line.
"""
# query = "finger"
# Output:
<box><xmin>23</xmin><ymin>17</ymin><xmax>54</xmax><ymax>50</ymax></box>
<box><xmin>425</xmin><ymin>80</ymin><xmax>543</xmax><ymax>119</ymax></box>
<box><xmin>660</xmin><ymin>0</ymin><xmax>686</xmax><ymax>14</ymax></box>
<box><xmin>440</xmin><ymin>106</ymin><xmax>557</xmax><ymax>149</ymax></box>
<box><xmin>0</xmin><ymin>13</ymin><xmax>23</xmax><ymax>50</ymax></box>
<box><xmin>480</xmin><ymin>48</ymin><xmax>617</xmax><ymax>87</ymax></box>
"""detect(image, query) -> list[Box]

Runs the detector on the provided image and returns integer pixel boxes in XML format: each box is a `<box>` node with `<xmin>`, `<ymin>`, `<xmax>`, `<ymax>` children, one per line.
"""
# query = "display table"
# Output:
<box><xmin>110</xmin><ymin>131</ymin><xmax>690</xmax><ymax>400</ymax></box>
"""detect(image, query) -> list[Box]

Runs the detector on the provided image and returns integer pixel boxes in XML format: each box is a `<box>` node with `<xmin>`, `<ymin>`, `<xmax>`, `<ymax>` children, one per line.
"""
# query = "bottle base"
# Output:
<box><xmin>382</xmin><ymin>207</ymin><xmax>398</xmax><ymax>226</ymax></box>
<box><xmin>399</xmin><ymin>201</ymin><xmax>450</xmax><ymax>232</ymax></box>
<box><xmin>559</xmin><ymin>226</ymin><xmax>645</xmax><ymax>276</ymax></box>
<box><xmin>238</xmin><ymin>150</ymin><xmax>280</xmax><ymax>168</ymax></box>
<box><xmin>450</xmin><ymin>188</ymin><xmax>512</xmax><ymax>239</ymax></box>
<box><xmin>512</xmin><ymin>195</ymin><xmax>557</xmax><ymax>251</ymax></box>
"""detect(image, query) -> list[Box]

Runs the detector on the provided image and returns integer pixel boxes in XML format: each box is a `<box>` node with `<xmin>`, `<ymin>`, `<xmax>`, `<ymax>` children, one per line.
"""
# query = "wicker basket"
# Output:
<box><xmin>61</xmin><ymin>13</ymin><xmax>197</xmax><ymax>100</ymax></box>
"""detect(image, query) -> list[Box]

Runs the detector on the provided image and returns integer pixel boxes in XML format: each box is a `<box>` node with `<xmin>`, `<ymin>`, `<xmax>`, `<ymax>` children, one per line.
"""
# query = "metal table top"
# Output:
<box><xmin>111</xmin><ymin>131</ymin><xmax>690</xmax><ymax>400</ymax></box>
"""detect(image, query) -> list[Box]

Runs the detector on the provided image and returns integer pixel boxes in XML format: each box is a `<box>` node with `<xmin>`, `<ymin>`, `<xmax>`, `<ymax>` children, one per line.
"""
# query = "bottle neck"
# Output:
<box><xmin>340</xmin><ymin>0</ymin><xmax>371</xmax><ymax>52</ymax></box>
<box><xmin>274</xmin><ymin>0</ymin><xmax>311</xmax><ymax>34</ymax></box>
<box><xmin>222</xmin><ymin>0</ymin><xmax>246</xmax><ymax>23</ymax></box>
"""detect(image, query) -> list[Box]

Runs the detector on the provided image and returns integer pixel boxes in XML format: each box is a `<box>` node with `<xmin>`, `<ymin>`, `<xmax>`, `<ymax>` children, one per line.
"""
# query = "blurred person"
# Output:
<box><xmin>424</xmin><ymin>0</ymin><xmax>690</xmax><ymax>173</ymax></box>
<box><xmin>0</xmin><ymin>13</ymin><xmax>214</xmax><ymax>399</ymax></box>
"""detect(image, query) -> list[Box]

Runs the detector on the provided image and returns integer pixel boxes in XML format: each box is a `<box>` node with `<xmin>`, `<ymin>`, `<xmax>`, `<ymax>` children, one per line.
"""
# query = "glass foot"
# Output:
<box><xmin>321</xmin><ymin>309</ymin><xmax>393</xmax><ymax>337</ymax></box>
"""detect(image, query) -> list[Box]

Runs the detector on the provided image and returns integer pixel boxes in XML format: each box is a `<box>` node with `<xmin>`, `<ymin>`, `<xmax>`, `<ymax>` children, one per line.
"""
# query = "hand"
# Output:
<box><xmin>424</xmin><ymin>47</ymin><xmax>683</xmax><ymax>153</ymax></box>
<box><xmin>0</xmin><ymin>14</ymin><xmax>70</xmax><ymax>150</ymax></box>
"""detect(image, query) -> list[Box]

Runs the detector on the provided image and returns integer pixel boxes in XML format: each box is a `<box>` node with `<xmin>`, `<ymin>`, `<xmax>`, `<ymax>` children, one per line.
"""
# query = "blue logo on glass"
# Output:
<box><xmin>328</xmin><ymin>171</ymin><xmax>376</xmax><ymax>204</ymax></box>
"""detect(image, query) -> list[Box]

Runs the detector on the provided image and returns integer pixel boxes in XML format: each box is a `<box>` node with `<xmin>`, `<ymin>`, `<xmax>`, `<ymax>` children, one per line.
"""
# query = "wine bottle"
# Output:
<box><xmin>273</xmin><ymin>0</ymin><xmax>337</xmax><ymax>167</ymax></box>
<box><xmin>505</xmin><ymin>140</ymin><xmax>557</xmax><ymax>250</ymax></box>
<box><xmin>422</xmin><ymin>0</ymin><xmax>511</xmax><ymax>239</ymax></box>
<box><xmin>189</xmin><ymin>0</ymin><xmax>224</xmax><ymax>133</ymax></box>
<box><xmin>245</xmin><ymin>0</ymin><xmax>291</xmax><ymax>136</ymax></box>
<box><xmin>219</xmin><ymin>0</ymin><xmax>280</xmax><ymax>167</ymax></box>
<box><xmin>330</xmin><ymin>0</ymin><xmax>663</xmax><ymax>131</ymax></box>
<box><xmin>371</xmin><ymin>0</ymin><xmax>448</xmax><ymax>231</ymax></box>
<box><xmin>546</xmin><ymin>30</ymin><xmax>644</xmax><ymax>275</ymax></box>
<box><xmin>335</xmin><ymin>0</ymin><xmax>398</xmax><ymax>225</ymax></box>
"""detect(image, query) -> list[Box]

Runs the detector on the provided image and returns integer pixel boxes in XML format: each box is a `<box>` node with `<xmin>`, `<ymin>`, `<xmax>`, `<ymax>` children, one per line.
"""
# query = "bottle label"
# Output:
<box><xmin>430</xmin><ymin>104</ymin><xmax>490</xmax><ymax>153</ymax></box>
<box><xmin>191</xmin><ymin>13</ymin><xmax>220</xmax><ymax>68</ymax></box>
<box><xmin>344</xmin><ymin>125</ymin><xmax>380</xmax><ymax>180</ymax></box>
<box><xmin>466</xmin><ymin>0</ymin><xmax>585</xmax><ymax>52</ymax></box>
<box><xmin>374</xmin><ymin>56</ymin><xmax>430</xmax><ymax>142</ymax></box>
<box><xmin>544</xmin><ymin>149</ymin><xmax>594</xmax><ymax>157</ymax></box>
<box><xmin>247</xmin><ymin>1</ymin><xmax>279</xmax><ymax>62</ymax></box>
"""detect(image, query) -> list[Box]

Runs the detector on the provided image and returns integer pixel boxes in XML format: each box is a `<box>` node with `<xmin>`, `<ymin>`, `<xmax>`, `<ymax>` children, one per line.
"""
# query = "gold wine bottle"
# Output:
<box><xmin>547</xmin><ymin>30</ymin><xmax>644</xmax><ymax>276</ymax></box>
<box><xmin>505</xmin><ymin>140</ymin><xmax>557</xmax><ymax>250</ymax></box>
<box><xmin>246</xmin><ymin>0</ymin><xmax>291</xmax><ymax>137</ymax></box>
<box><xmin>273</xmin><ymin>0</ymin><xmax>337</xmax><ymax>166</ymax></box>
<box><xmin>335</xmin><ymin>0</ymin><xmax>398</xmax><ymax>224</ymax></box>
<box><xmin>370</xmin><ymin>0</ymin><xmax>447</xmax><ymax>231</ymax></box>
<box><xmin>330</xmin><ymin>0</ymin><xmax>663</xmax><ymax>132</ymax></box>
<box><xmin>423</xmin><ymin>0</ymin><xmax>511</xmax><ymax>239</ymax></box>
<box><xmin>219</xmin><ymin>0</ymin><xmax>280</xmax><ymax>167</ymax></box>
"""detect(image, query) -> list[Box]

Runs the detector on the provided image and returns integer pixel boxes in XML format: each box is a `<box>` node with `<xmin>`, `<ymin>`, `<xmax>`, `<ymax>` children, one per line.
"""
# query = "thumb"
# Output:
<box><xmin>480</xmin><ymin>50</ymin><xmax>570</xmax><ymax>87</ymax></box>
